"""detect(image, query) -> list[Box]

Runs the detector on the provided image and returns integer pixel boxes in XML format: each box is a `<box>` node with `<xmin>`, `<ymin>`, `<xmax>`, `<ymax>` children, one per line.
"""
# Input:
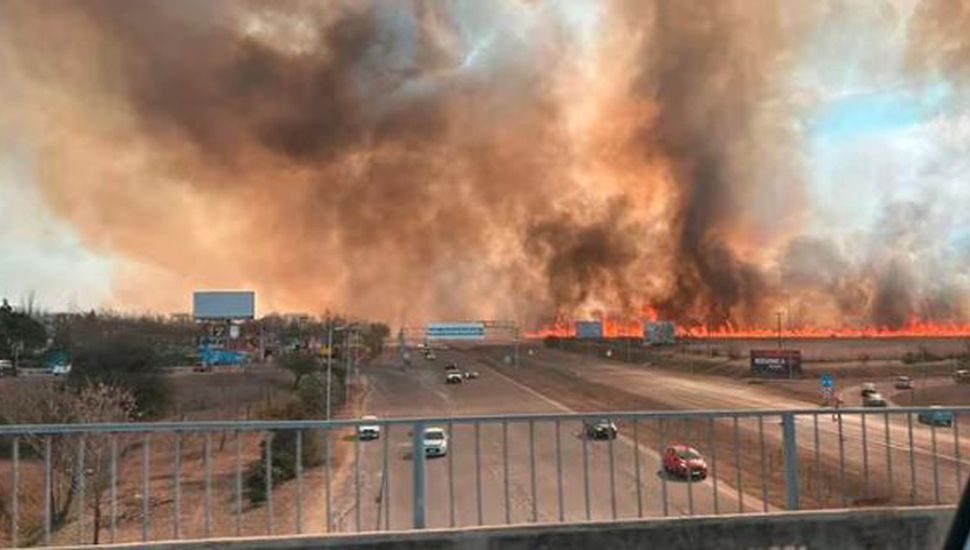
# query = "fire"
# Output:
<box><xmin>526</xmin><ymin>316</ymin><xmax>970</xmax><ymax>340</ymax></box>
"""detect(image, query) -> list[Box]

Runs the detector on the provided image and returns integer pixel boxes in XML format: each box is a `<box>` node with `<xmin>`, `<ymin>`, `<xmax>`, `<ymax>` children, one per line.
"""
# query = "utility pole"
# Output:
<box><xmin>326</xmin><ymin>319</ymin><xmax>333</xmax><ymax>420</ymax></box>
<box><xmin>776</xmin><ymin>312</ymin><xmax>783</xmax><ymax>350</ymax></box>
<box><xmin>513</xmin><ymin>325</ymin><xmax>520</xmax><ymax>368</ymax></box>
<box><xmin>345</xmin><ymin>327</ymin><xmax>352</xmax><ymax>405</ymax></box>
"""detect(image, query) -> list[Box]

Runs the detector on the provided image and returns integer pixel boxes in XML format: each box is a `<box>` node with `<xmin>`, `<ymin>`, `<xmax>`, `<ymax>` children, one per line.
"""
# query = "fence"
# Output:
<box><xmin>1</xmin><ymin>406</ymin><xmax>968</xmax><ymax>547</ymax></box>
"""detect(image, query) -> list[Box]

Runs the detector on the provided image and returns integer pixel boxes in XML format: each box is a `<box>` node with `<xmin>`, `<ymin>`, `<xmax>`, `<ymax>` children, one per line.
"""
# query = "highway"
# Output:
<box><xmin>472</xmin><ymin>346</ymin><xmax>970</xmax><ymax>510</ymax></box>
<box><xmin>322</xmin><ymin>344</ymin><xmax>970</xmax><ymax>534</ymax></box>
<box><xmin>329</xmin><ymin>348</ymin><xmax>758</xmax><ymax>533</ymax></box>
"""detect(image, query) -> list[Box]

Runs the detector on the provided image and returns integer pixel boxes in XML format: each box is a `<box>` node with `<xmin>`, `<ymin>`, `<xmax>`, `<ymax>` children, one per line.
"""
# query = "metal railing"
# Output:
<box><xmin>1</xmin><ymin>406</ymin><xmax>968</xmax><ymax>547</ymax></box>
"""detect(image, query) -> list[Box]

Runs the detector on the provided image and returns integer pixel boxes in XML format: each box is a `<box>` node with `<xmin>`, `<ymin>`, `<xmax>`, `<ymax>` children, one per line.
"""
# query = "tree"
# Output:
<box><xmin>277</xmin><ymin>352</ymin><xmax>318</xmax><ymax>390</ymax></box>
<box><xmin>0</xmin><ymin>381</ymin><xmax>135</xmax><ymax>543</ymax></box>
<box><xmin>360</xmin><ymin>323</ymin><xmax>391</xmax><ymax>358</ymax></box>
<box><xmin>0</xmin><ymin>298</ymin><xmax>47</xmax><ymax>358</ymax></box>
<box><xmin>68</xmin><ymin>333</ymin><xmax>169</xmax><ymax>417</ymax></box>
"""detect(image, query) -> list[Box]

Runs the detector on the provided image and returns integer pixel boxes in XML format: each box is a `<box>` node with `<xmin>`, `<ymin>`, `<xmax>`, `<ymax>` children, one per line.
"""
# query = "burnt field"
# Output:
<box><xmin>542</xmin><ymin>336</ymin><xmax>970</xmax><ymax>381</ymax></box>
<box><xmin>678</xmin><ymin>336</ymin><xmax>970</xmax><ymax>363</ymax></box>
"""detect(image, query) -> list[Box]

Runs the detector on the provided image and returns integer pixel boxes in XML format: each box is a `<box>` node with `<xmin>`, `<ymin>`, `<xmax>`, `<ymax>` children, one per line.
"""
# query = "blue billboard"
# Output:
<box><xmin>575</xmin><ymin>321</ymin><xmax>603</xmax><ymax>339</ymax></box>
<box><xmin>426</xmin><ymin>322</ymin><xmax>486</xmax><ymax>340</ymax></box>
<box><xmin>193</xmin><ymin>291</ymin><xmax>255</xmax><ymax>320</ymax></box>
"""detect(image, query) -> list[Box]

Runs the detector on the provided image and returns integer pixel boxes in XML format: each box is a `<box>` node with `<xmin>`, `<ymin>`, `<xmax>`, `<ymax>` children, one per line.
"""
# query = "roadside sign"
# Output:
<box><xmin>427</xmin><ymin>322</ymin><xmax>486</xmax><ymax>341</ymax></box>
<box><xmin>821</xmin><ymin>373</ymin><xmax>834</xmax><ymax>389</ymax></box>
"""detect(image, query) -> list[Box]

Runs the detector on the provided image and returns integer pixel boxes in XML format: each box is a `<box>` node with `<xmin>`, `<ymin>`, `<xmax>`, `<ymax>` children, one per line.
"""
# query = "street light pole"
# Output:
<box><xmin>326</xmin><ymin>319</ymin><xmax>333</xmax><ymax>421</ymax></box>
<box><xmin>345</xmin><ymin>328</ymin><xmax>351</xmax><ymax>404</ymax></box>
<box><xmin>776</xmin><ymin>312</ymin><xmax>783</xmax><ymax>350</ymax></box>
<box><xmin>514</xmin><ymin>326</ymin><xmax>520</xmax><ymax>368</ymax></box>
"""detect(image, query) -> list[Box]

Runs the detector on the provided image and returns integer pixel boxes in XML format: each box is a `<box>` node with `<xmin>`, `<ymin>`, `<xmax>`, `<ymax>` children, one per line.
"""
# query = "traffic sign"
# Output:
<box><xmin>426</xmin><ymin>322</ymin><xmax>486</xmax><ymax>341</ymax></box>
<box><xmin>821</xmin><ymin>373</ymin><xmax>834</xmax><ymax>389</ymax></box>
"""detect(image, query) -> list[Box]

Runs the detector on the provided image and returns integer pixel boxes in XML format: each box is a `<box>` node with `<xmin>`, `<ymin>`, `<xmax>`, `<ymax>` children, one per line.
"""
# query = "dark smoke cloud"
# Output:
<box><xmin>631</xmin><ymin>1</ymin><xmax>808</xmax><ymax>327</ymax></box>
<box><xmin>0</xmin><ymin>0</ymin><xmax>966</xmax><ymax>329</ymax></box>
<box><xmin>526</xmin><ymin>199</ymin><xmax>642</xmax><ymax>315</ymax></box>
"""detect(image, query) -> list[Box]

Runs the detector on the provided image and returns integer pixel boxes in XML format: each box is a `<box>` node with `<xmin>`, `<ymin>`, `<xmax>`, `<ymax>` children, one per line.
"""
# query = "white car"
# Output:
<box><xmin>423</xmin><ymin>427</ymin><xmax>448</xmax><ymax>457</ymax></box>
<box><xmin>357</xmin><ymin>415</ymin><xmax>381</xmax><ymax>440</ymax></box>
<box><xmin>51</xmin><ymin>363</ymin><xmax>72</xmax><ymax>376</ymax></box>
<box><xmin>446</xmin><ymin>372</ymin><xmax>463</xmax><ymax>384</ymax></box>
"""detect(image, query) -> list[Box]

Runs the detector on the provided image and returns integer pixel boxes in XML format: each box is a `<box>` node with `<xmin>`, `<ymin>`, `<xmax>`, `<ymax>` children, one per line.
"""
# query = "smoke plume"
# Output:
<box><xmin>0</xmin><ymin>0</ymin><xmax>967</xmax><ymax>329</ymax></box>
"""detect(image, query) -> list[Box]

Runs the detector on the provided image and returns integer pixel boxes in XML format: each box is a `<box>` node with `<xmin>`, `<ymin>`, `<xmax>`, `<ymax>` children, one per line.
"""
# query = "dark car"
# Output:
<box><xmin>583</xmin><ymin>418</ymin><xmax>618</xmax><ymax>440</ymax></box>
<box><xmin>663</xmin><ymin>444</ymin><xmax>709</xmax><ymax>480</ymax></box>
<box><xmin>918</xmin><ymin>407</ymin><xmax>954</xmax><ymax>427</ymax></box>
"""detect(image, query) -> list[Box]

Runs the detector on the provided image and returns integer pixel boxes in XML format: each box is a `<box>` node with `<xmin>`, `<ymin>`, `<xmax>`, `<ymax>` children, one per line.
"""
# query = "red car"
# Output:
<box><xmin>663</xmin><ymin>444</ymin><xmax>709</xmax><ymax>480</ymax></box>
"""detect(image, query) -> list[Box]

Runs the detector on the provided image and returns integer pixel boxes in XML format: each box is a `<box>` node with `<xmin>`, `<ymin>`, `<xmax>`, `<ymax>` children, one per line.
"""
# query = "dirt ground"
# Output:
<box><xmin>560</xmin><ymin>338</ymin><xmax>969</xmax><ymax>389</ymax></box>
<box><xmin>0</xmin><ymin>366</ymin><xmax>365</xmax><ymax>546</ymax></box>
<box><xmin>890</xmin><ymin>383</ymin><xmax>970</xmax><ymax>408</ymax></box>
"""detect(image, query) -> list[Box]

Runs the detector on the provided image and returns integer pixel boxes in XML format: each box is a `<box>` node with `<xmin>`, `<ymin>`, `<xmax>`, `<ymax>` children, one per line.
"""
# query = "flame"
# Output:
<box><xmin>526</xmin><ymin>316</ymin><xmax>970</xmax><ymax>340</ymax></box>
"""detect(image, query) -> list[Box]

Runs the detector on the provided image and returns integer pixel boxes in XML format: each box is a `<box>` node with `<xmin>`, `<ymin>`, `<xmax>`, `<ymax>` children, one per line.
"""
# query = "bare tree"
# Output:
<box><xmin>0</xmin><ymin>381</ymin><xmax>135</xmax><ymax>543</ymax></box>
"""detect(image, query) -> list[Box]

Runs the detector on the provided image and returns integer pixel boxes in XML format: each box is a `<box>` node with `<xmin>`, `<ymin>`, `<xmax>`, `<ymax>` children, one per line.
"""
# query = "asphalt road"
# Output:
<box><xmin>483</xmin><ymin>346</ymin><xmax>970</xmax><ymax>510</ymax></box>
<box><xmin>325</xmin><ymin>345</ymin><xmax>970</xmax><ymax>534</ymax></box>
<box><xmin>329</xmin><ymin>348</ymin><xmax>757</xmax><ymax>533</ymax></box>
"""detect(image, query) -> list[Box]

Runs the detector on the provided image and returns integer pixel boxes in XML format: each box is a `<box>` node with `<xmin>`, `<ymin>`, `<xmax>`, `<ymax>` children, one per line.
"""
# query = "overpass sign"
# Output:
<box><xmin>426</xmin><ymin>322</ymin><xmax>486</xmax><ymax>341</ymax></box>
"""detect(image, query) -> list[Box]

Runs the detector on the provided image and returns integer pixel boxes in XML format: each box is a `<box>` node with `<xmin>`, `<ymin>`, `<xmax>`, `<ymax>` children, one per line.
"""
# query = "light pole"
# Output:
<box><xmin>513</xmin><ymin>325</ymin><xmax>520</xmax><ymax>368</ymax></box>
<box><xmin>326</xmin><ymin>320</ymin><xmax>334</xmax><ymax>420</ymax></box>
<box><xmin>776</xmin><ymin>312</ymin><xmax>783</xmax><ymax>350</ymax></box>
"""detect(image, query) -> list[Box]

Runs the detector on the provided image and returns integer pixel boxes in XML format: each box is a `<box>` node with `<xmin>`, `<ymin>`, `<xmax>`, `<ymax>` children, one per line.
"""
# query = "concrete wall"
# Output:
<box><xmin>67</xmin><ymin>506</ymin><xmax>955</xmax><ymax>550</ymax></box>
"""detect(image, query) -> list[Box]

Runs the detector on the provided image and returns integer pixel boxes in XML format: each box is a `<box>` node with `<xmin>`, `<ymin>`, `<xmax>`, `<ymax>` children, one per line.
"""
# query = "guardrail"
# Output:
<box><xmin>0</xmin><ymin>407</ymin><xmax>967</xmax><ymax>547</ymax></box>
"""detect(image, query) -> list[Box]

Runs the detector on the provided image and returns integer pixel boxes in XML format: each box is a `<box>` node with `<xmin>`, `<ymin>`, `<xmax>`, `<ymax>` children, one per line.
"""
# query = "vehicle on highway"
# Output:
<box><xmin>862</xmin><ymin>392</ymin><xmax>887</xmax><ymax>407</ymax></box>
<box><xmin>918</xmin><ymin>406</ymin><xmax>954</xmax><ymax>427</ymax></box>
<box><xmin>51</xmin><ymin>363</ymin><xmax>71</xmax><ymax>376</ymax></box>
<box><xmin>0</xmin><ymin>359</ymin><xmax>14</xmax><ymax>377</ymax></box>
<box><xmin>424</xmin><ymin>350</ymin><xmax>436</xmax><ymax>361</ymax></box>
<box><xmin>463</xmin><ymin>370</ymin><xmax>479</xmax><ymax>379</ymax></box>
<box><xmin>583</xmin><ymin>418</ymin><xmax>618</xmax><ymax>440</ymax></box>
<box><xmin>446</xmin><ymin>371</ymin><xmax>463</xmax><ymax>384</ymax></box>
<box><xmin>192</xmin><ymin>364</ymin><xmax>213</xmax><ymax>373</ymax></box>
<box><xmin>357</xmin><ymin>415</ymin><xmax>381</xmax><ymax>440</ymax></box>
<box><xmin>663</xmin><ymin>444</ymin><xmax>708</xmax><ymax>480</ymax></box>
<box><xmin>955</xmin><ymin>370</ymin><xmax>970</xmax><ymax>384</ymax></box>
<box><xmin>423</xmin><ymin>427</ymin><xmax>448</xmax><ymax>457</ymax></box>
<box><xmin>445</xmin><ymin>361</ymin><xmax>459</xmax><ymax>370</ymax></box>
<box><xmin>894</xmin><ymin>375</ymin><xmax>913</xmax><ymax>390</ymax></box>
<box><xmin>860</xmin><ymin>382</ymin><xmax>877</xmax><ymax>396</ymax></box>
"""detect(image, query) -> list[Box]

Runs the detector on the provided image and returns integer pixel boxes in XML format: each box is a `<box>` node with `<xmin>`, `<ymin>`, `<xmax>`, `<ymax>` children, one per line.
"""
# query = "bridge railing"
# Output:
<box><xmin>0</xmin><ymin>407</ymin><xmax>967</xmax><ymax>547</ymax></box>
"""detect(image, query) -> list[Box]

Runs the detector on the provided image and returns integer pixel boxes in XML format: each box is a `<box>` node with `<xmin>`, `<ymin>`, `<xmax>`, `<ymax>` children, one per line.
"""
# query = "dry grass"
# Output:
<box><xmin>0</xmin><ymin>366</ymin><xmax>365</xmax><ymax>546</ymax></box>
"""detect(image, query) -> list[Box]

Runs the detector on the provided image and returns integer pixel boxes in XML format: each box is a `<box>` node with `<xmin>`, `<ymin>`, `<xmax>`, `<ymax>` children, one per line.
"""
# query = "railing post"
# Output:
<box><xmin>782</xmin><ymin>413</ymin><xmax>800</xmax><ymax>510</ymax></box>
<box><xmin>412</xmin><ymin>421</ymin><xmax>426</xmax><ymax>529</ymax></box>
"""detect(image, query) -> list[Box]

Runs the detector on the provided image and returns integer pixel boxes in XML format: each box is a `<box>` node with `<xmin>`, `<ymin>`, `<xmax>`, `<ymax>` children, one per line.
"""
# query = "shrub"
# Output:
<box><xmin>244</xmin><ymin>428</ymin><xmax>324</xmax><ymax>504</ymax></box>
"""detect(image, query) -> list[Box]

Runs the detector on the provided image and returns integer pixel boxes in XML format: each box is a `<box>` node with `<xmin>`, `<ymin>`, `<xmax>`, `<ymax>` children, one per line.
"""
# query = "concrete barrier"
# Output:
<box><xmin>62</xmin><ymin>506</ymin><xmax>955</xmax><ymax>550</ymax></box>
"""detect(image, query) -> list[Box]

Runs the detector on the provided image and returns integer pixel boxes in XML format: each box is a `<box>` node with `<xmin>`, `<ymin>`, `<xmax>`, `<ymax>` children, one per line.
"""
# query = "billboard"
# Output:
<box><xmin>193</xmin><ymin>291</ymin><xmax>255</xmax><ymax>320</ymax></box>
<box><xmin>427</xmin><ymin>322</ymin><xmax>486</xmax><ymax>340</ymax></box>
<box><xmin>645</xmin><ymin>321</ymin><xmax>676</xmax><ymax>345</ymax></box>
<box><xmin>750</xmin><ymin>349</ymin><xmax>802</xmax><ymax>377</ymax></box>
<box><xmin>575</xmin><ymin>321</ymin><xmax>603</xmax><ymax>339</ymax></box>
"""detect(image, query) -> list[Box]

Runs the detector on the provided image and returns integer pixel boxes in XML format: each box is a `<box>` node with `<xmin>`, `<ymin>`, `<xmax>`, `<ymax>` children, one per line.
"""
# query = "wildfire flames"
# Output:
<box><xmin>526</xmin><ymin>317</ymin><xmax>970</xmax><ymax>340</ymax></box>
